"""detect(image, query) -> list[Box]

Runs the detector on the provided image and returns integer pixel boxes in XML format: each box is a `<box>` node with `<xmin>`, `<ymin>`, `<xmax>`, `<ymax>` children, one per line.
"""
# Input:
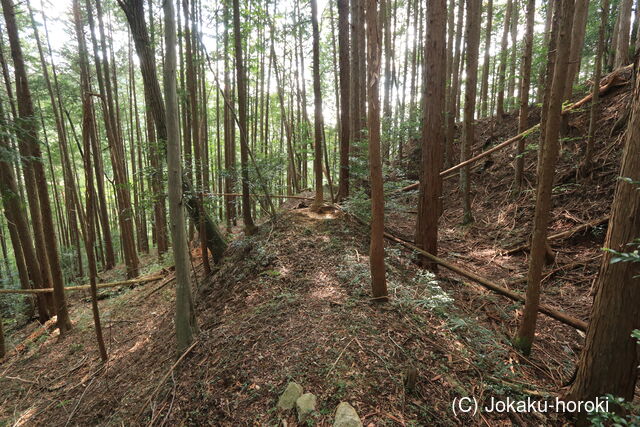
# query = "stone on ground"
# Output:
<box><xmin>296</xmin><ymin>393</ymin><xmax>317</xmax><ymax>421</ymax></box>
<box><xmin>333</xmin><ymin>402</ymin><xmax>362</xmax><ymax>427</ymax></box>
<box><xmin>276</xmin><ymin>382</ymin><xmax>303</xmax><ymax>411</ymax></box>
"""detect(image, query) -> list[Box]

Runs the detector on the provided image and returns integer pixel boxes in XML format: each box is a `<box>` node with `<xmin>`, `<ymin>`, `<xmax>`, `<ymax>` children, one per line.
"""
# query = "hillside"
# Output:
<box><xmin>0</xmin><ymin>72</ymin><xmax>636</xmax><ymax>426</ymax></box>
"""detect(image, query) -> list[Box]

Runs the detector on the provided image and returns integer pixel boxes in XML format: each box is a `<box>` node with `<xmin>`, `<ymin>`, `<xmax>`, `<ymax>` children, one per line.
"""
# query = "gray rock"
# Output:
<box><xmin>277</xmin><ymin>382</ymin><xmax>303</xmax><ymax>411</ymax></box>
<box><xmin>296</xmin><ymin>393</ymin><xmax>317</xmax><ymax>422</ymax></box>
<box><xmin>333</xmin><ymin>402</ymin><xmax>362</xmax><ymax>427</ymax></box>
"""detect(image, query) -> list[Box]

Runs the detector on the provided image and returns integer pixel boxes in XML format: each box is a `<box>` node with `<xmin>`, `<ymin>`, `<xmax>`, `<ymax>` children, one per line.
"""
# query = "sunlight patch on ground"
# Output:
<box><xmin>309</xmin><ymin>272</ymin><xmax>347</xmax><ymax>303</ymax></box>
<box><xmin>296</xmin><ymin>206</ymin><xmax>342</xmax><ymax>220</ymax></box>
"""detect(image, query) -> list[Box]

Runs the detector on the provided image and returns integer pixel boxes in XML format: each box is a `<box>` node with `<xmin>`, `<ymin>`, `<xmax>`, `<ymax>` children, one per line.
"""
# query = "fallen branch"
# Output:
<box><xmin>394</xmin><ymin>67</ymin><xmax>631</xmax><ymax>194</ymax></box>
<box><xmin>137</xmin><ymin>340</ymin><xmax>199</xmax><ymax>420</ymax></box>
<box><xmin>512</xmin><ymin>255</ymin><xmax>603</xmax><ymax>284</ymax></box>
<box><xmin>345</xmin><ymin>211</ymin><xmax>587</xmax><ymax>331</ymax></box>
<box><xmin>0</xmin><ymin>275</ymin><xmax>163</xmax><ymax>295</ymax></box>
<box><xmin>504</xmin><ymin>216</ymin><xmax>609</xmax><ymax>255</ymax></box>
<box><xmin>385</xmin><ymin>231</ymin><xmax>587</xmax><ymax>331</ymax></box>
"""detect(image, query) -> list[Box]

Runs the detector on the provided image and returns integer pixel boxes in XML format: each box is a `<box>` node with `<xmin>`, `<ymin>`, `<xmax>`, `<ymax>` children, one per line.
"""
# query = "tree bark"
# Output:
<box><xmin>496</xmin><ymin>0</ymin><xmax>513</xmax><ymax>118</ymax></box>
<box><xmin>415</xmin><ymin>0</ymin><xmax>447</xmax><ymax>271</ymax></box>
<box><xmin>479</xmin><ymin>0</ymin><xmax>494</xmax><ymax>117</ymax></box>
<box><xmin>164</xmin><ymin>0</ymin><xmax>197</xmax><ymax>353</ymax></box>
<box><xmin>87</xmin><ymin>0</ymin><xmax>140</xmax><ymax>278</ymax></box>
<box><xmin>580</xmin><ymin>0</ymin><xmax>609</xmax><ymax>176</ymax></box>
<box><xmin>337</xmin><ymin>0</ymin><xmax>351</xmax><ymax>201</ymax></box>
<box><xmin>514</xmin><ymin>0</ymin><xmax>536</xmax><ymax>191</ymax></box>
<box><xmin>0</xmin><ymin>99</ymin><xmax>49</xmax><ymax>322</ymax></box>
<box><xmin>564</xmin><ymin>0</ymin><xmax>590</xmax><ymax>99</ymax></box>
<box><xmin>1</xmin><ymin>0</ymin><xmax>72</xmax><ymax>333</ymax></box>
<box><xmin>461</xmin><ymin>0</ymin><xmax>481</xmax><ymax>225</ymax></box>
<box><xmin>311</xmin><ymin>0</ymin><xmax>325</xmax><ymax>210</ymax></box>
<box><xmin>615</xmin><ymin>0</ymin><xmax>633</xmax><ymax>67</ymax></box>
<box><xmin>566</xmin><ymin>58</ymin><xmax>640</xmax><ymax>419</ymax></box>
<box><xmin>366</xmin><ymin>0</ymin><xmax>388</xmax><ymax>301</ymax></box>
<box><xmin>514</xmin><ymin>0</ymin><xmax>575</xmax><ymax>355</ymax></box>
<box><xmin>232</xmin><ymin>0</ymin><xmax>256</xmax><ymax>234</ymax></box>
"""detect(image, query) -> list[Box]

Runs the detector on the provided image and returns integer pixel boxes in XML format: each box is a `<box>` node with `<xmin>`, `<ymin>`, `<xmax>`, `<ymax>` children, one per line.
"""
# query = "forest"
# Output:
<box><xmin>0</xmin><ymin>0</ymin><xmax>638</xmax><ymax>424</ymax></box>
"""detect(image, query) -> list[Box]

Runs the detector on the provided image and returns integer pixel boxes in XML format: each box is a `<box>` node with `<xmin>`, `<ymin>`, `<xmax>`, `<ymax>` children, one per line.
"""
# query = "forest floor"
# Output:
<box><xmin>1</xmin><ymin>70</ymin><xmax>638</xmax><ymax>426</ymax></box>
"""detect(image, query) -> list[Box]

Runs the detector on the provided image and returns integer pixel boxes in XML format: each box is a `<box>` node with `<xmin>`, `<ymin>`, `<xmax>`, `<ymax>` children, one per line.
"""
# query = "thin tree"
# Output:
<box><xmin>164</xmin><ymin>0</ymin><xmax>197</xmax><ymax>352</ymax></box>
<box><xmin>415</xmin><ymin>0</ymin><xmax>447</xmax><ymax>271</ymax></box>
<box><xmin>72</xmin><ymin>0</ymin><xmax>107</xmax><ymax>360</ymax></box>
<box><xmin>366</xmin><ymin>0</ymin><xmax>388</xmax><ymax>301</ymax></box>
<box><xmin>445</xmin><ymin>0</ymin><xmax>464</xmax><ymax>162</ymax></box>
<box><xmin>514</xmin><ymin>0</ymin><xmax>536</xmax><ymax>191</ymax></box>
<box><xmin>514</xmin><ymin>0</ymin><xmax>575</xmax><ymax>355</ymax></box>
<box><xmin>1</xmin><ymin>0</ymin><xmax>72</xmax><ymax>332</ymax></box>
<box><xmin>118</xmin><ymin>0</ymin><xmax>169</xmax><ymax>258</ymax></box>
<box><xmin>496</xmin><ymin>0</ymin><xmax>513</xmax><ymax>119</ymax></box>
<box><xmin>0</xmin><ymin>18</ymin><xmax>55</xmax><ymax>316</ymax></box>
<box><xmin>615</xmin><ymin>0</ymin><xmax>633</xmax><ymax>67</ymax></box>
<box><xmin>479</xmin><ymin>0</ymin><xmax>494</xmax><ymax>117</ymax></box>
<box><xmin>86</xmin><ymin>0</ymin><xmax>139</xmax><ymax>278</ymax></box>
<box><xmin>460</xmin><ymin>0</ymin><xmax>481</xmax><ymax>225</ymax></box>
<box><xmin>580</xmin><ymin>0</ymin><xmax>609</xmax><ymax>176</ymax></box>
<box><xmin>232</xmin><ymin>0</ymin><xmax>256</xmax><ymax>234</ymax></box>
<box><xmin>336</xmin><ymin>0</ymin><xmax>351</xmax><ymax>201</ymax></box>
<box><xmin>564</xmin><ymin>0</ymin><xmax>590</xmax><ymax>99</ymax></box>
<box><xmin>566</xmin><ymin>60</ymin><xmax>640</xmax><ymax>420</ymax></box>
<box><xmin>0</xmin><ymin>99</ymin><xmax>49</xmax><ymax>322</ymax></box>
<box><xmin>311</xmin><ymin>0</ymin><xmax>324</xmax><ymax>210</ymax></box>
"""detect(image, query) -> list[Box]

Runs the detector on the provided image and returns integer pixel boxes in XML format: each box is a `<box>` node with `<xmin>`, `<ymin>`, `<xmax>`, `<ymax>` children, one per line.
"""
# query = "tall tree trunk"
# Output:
<box><xmin>337</xmin><ymin>0</ymin><xmax>351</xmax><ymax>201</ymax></box>
<box><xmin>119</xmin><ymin>0</ymin><xmax>226</xmax><ymax>260</ymax></box>
<box><xmin>514</xmin><ymin>0</ymin><xmax>536</xmax><ymax>191</ymax></box>
<box><xmin>514</xmin><ymin>0</ymin><xmax>575</xmax><ymax>355</ymax></box>
<box><xmin>223</xmin><ymin>4</ymin><xmax>237</xmax><ymax>228</ymax></box>
<box><xmin>415</xmin><ymin>0</ymin><xmax>447</xmax><ymax>271</ymax></box>
<box><xmin>536</xmin><ymin>0</ymin><xmax>554</xmax><ymax>101</ymax></box>
<box><xmin>87</xmin><ymin>0</ymin><xmax>139</xmax><ymax>278</ymax></box>
<box><xmin>0</xmin><ymin>99</ymin><xmax>48</xmax><ymax>322</ymax></box>
<box><xmin>496</xmin><ymin>0</ymin><xmax>513</xmax><ymax>118</ymax></box>
<box><xmin>164</xmin><ymin>0</ymin><xmax>197</xmax><ymax>353</ymax></box>
<box><xmin>506</xmin><ymin>0</ymin><xmax>519</xmax><ymax>112</ymax></box>
<box><xmin>479</xmin><ymin>0</ymin><xmax>494</xmax><ymax>118</ymax></box>
<box><xmin>566</xmin><ymin>59</ymin><xmax>640</xmax><ymax>419</ymax></box>
<box><xmin>461</xmin><ymin>0</ymin><xmax>481</xmax><ymax>225</ymax></box>
<box><xmin>1</xmin><ymin>0</ymin><xmax>72</xmax><ymax>332</ymax></box>
<box><xmin>232</xmin><ymin>0</ymin><xmax>256</xmax><ymax>234</ymax></box>
<box><xmin>118</xmin><ymin>0</ymin><xmax>169</xmax><ymax>258</ymax></box>
<box><xmin>0</xmin><ymin>22</ymin><xmax>55</xmax><ymax>315</ymax></box>
<box><xmin>28</xmin><ymin>0</ymin><xmax>85</xmax><ymax>279</ymax></box>
<box><xmin>565</xmin><ymin>0</ymin><xmax>590</xmax><ymax>100</ymax></box>
<box><xmin>607</xmin><ymin>8</ymin><xmax>620</xmax><ymax>71</ymax></box>
<box><xmin>365</xmin><ymin>0</ymin><xmax>387</xmax><ymax>301</ymax></box>
<box><xmin>445</xmin><ymin>0</ymin><xmax>464</xmax><ymax>163</ymax></box>
<box><xmin>580</xmin><ymin>0</ymin><xmax>609</xmax><ymax>176</ymax></box>
<box><xmin>311</xmin><ymin>0</ymin><xmax>325</xmax><ymax>210</ymax></box>
<box><xmin>615</xmin><ymin>0</ymin><xmax>633</xmax><ymax>67</ymax></box>
<box><xmin>183</xmin><ymin>0</ymin><xmax>210</xmax><ymax>273</ymax></box>
<box><xmin>73</xmin><ymin>0</ymin><xmax>108</xmax><ymax>360</ymax></box>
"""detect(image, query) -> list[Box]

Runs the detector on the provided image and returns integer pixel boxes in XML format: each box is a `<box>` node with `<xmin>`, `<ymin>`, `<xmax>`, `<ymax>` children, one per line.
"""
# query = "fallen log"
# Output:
<box><xmin>504</xmin><ymin>216</ymin><xmax>609</xmax><ymax>255</ymax></box>
<box><xmin>0</xmin><ymin>275</ymin><xmax>163</xmax><ymax>295</ymax></box>
<box><xmin>345</xmin><ymin>211</ymin><xmax>588</xmax><ymax>331</ymax></box>
<box><xmin>384</xmin><ymin>231</ymin><xmax>587</xmax><ymax>331</ymax></box>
